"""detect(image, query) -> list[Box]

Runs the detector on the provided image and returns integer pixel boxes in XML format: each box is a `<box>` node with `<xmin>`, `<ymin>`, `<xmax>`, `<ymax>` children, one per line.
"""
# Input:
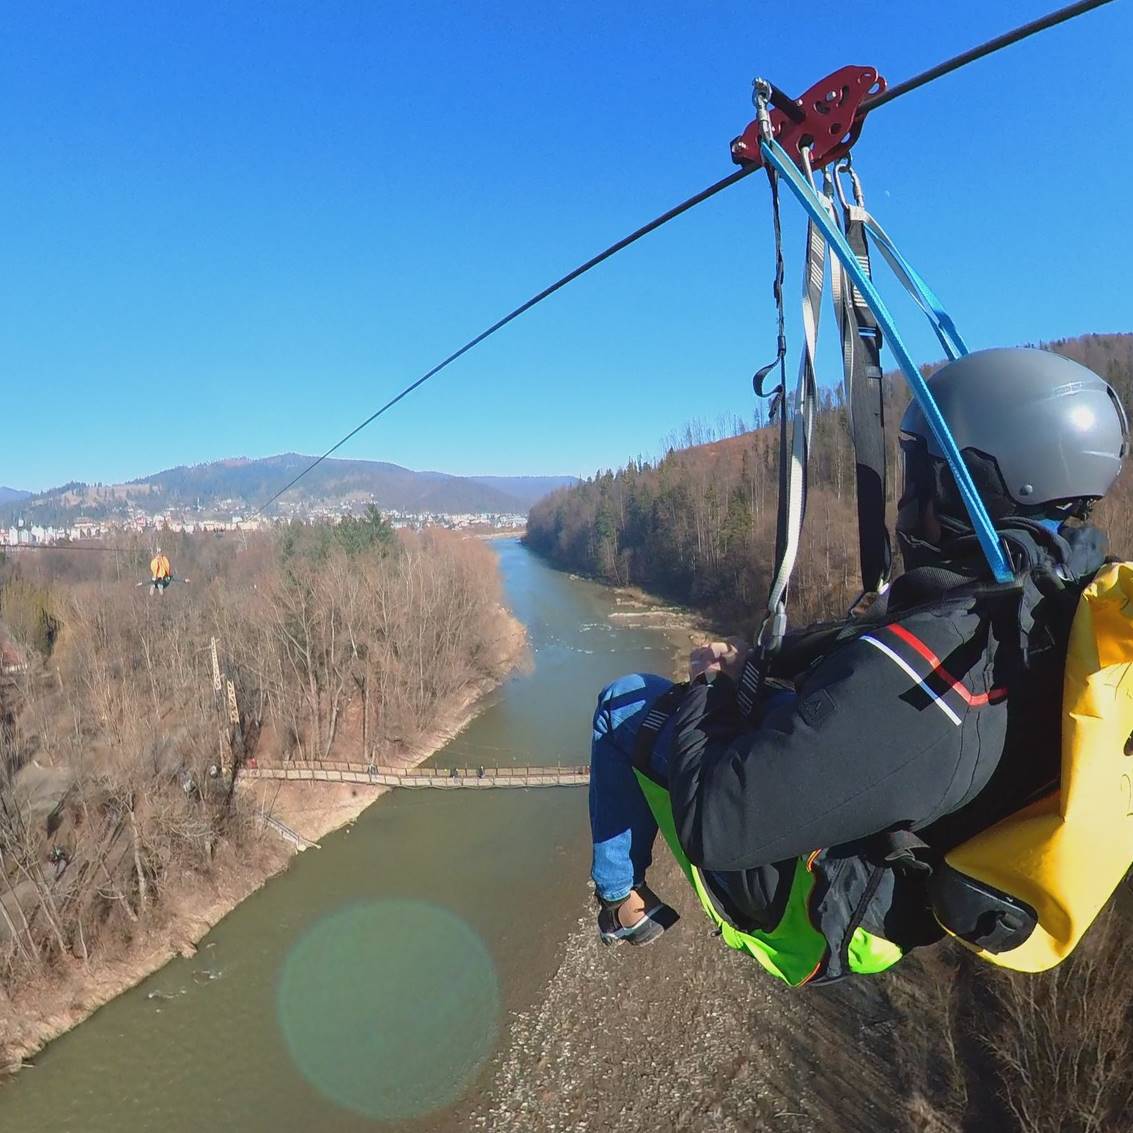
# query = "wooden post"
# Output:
<box><xmin>361</xmin><ymin>671</ymin><xmax>369</xmax><ymax>764</ymax></box>
<box><xmin>211</xmin><ymin>638</ymin><xmax>225</xmax><ymax>775</ymax></box>
<box><xmin>227</xmin><ymin>678</ymin><xmax>246</xmax><ymax>765</ymax></box>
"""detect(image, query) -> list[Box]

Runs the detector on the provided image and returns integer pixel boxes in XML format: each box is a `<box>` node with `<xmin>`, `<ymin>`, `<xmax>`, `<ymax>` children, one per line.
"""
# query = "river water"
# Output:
<box><xmin>0</xmin><ymin>539</ymin><xmax>679</xmax><ymax>1133</ymax></box>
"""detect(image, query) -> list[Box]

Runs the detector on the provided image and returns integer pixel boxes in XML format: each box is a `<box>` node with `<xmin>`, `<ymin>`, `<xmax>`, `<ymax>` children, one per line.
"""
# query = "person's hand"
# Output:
<box><xmin>688</xmin><ymin>638</ymin><xmax>750</xmax><ymax>683</ymax></box>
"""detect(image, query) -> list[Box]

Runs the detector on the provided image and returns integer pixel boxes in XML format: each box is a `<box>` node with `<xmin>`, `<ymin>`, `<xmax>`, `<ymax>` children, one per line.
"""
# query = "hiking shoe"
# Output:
<box><xmin>596</xmin><ymin>886</ymin><xmax>679</xmax><ymax>946</ymax></box>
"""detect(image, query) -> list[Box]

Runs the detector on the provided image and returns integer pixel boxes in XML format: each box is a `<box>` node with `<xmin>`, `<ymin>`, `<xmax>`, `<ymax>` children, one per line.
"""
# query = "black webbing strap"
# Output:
<box><xmin>874</xmin><ymin>827</ymin><xmax>934</xmax><ymax>877</ymax></box>
<box><xmin>834</xmin><ymin>165</ymin><xmax>891</xmax><ymax>601</ymax></box>
<box><xmin>752</xmin><ymin>159</ymin><xmax>791</xmax><ymax>589</ymax></box>
<box><xmin>735</xmin><ymin>653</ymin><xmax>765</xmax><ymax>721</ymax></box>
<box><xmin>747</xmin><ymin>128</ymin><xmax>828</xmax><ymax>709</ymax></box>
<box><xmin>757</xmin><ymin>148</ymin><xmax>829</xmax><ymax>659</ymax></box>
<box><xmin>631</xmin><ymin>682</ymin><xmax>690</xmax><ymax>781</ymax></box>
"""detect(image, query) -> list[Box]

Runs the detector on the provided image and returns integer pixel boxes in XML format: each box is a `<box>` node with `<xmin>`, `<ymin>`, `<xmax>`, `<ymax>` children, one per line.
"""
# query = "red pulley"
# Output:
<box><xmin>731</xmin><ymin>66</ymin><xmax>886</xmax><ymax>171</ymax></box>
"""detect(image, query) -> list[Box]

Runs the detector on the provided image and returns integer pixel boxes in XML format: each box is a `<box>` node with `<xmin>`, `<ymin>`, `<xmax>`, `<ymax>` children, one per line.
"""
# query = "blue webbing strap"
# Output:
<box><xmin>857</xmin><ymin>213</ymin><xmax>968</xmax><ymax>362</ymax></box>
<box><xmin>760</xmin><ymin>137</ymin><xmax>1014</xmax><ymax>584</ymax></box>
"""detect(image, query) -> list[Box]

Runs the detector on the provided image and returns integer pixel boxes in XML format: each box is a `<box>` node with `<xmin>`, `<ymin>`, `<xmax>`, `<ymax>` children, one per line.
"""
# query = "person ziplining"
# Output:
<box><xmin>150</xmin><ymin>547</ymin><xmax>171</xmax><ymax>594</ymax></box>
<box><xmin>590</xmin><ymin>350</ymin><xmax>1129</xmax><ymax>983</ymax></box>
<box><xmin>141</xmin><ymin>546</ymin><xmax>188</xmax><ymax>595</ymax></box>
<box><xmin>227</xmin><ymin>0</ymin><xmax>1126</xmax><ymax>984</ymax></box>
<box><xmin>586</xmin><ymin>52</ymin><xmax>1133</xmax><ymax>983</ymax></box>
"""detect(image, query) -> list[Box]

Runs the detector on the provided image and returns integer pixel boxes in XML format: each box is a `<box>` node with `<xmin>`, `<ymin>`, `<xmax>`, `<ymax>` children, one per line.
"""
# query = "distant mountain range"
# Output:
<box><xmin>0</xmin><ymin>456</ymin><xmax>578</xmax><ymax>526</ymax></box>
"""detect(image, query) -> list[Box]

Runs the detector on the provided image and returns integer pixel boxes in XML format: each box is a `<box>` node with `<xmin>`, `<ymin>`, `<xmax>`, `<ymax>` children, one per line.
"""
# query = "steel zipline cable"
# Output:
<box><xmin>1</xmin><ymin>544</ymin><xmax>119</xmax><ymax>552</ymax></box>
<box><xmin>240</xmin><ymin>0</ymin><xmax>1113</xmax><ymax>516</ymax></box>
<box><xmin>250</xmin><ymin>165</ymin><xmax>756</xmax><ymax>516</ymax></box>
<box><xmin>1</xmin><ymin>542</ymin><xmax>156</xmax><ymax>553</ymax></box>
<box><xmin>858</xmin><ymin>0</ymin><xmax>1115</xmax><ymax>112</ymax></box>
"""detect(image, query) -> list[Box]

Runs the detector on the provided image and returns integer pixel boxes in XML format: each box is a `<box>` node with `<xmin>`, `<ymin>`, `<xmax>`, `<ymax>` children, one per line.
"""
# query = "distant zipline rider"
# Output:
<box><xmin>586</xmin><ymin>63</ymin><xmax>1133</xmax><ymax>984</ymax></box>
<box><xmin>150</xmin><ymin>548</ymin><xmax>172</xmax><ymax>594</ymax></box>
<box><xmin>142</xmin><ymin>547</ymin><xmax>188</xmax><ymax>595</ymax></box>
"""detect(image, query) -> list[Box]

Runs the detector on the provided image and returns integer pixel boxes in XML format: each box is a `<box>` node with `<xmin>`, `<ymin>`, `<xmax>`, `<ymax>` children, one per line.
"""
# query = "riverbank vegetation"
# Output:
<box><xmin>0</xmin><ymin>517</ymin><xmax>520</xmax><ymax>1065</ymax></box>
<box><xmin>523</xmin><ymin>332</ymin><xmax>1133</xmax><ymax>1131</ymax></box>
<box><xmin>527</xmin><ymin>333</ymin><xmax>1133</xmax><ymax>626</ymax></box>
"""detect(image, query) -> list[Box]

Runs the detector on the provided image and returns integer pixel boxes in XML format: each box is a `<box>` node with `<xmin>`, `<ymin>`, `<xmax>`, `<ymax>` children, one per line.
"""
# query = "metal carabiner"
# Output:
<box><xmin>799</xmin><ymin>142</ymin><xmax>815</xmax><ymax>184</ymax></box>
<box><xmin>834</xmin><ymin>156</ymin><xmax>866</xmax><ymax>212</ymax></box>
<box><xmin>752</xmin><ymin>78</ymin><xmax>775</xmax><ymax>144</ymax></box>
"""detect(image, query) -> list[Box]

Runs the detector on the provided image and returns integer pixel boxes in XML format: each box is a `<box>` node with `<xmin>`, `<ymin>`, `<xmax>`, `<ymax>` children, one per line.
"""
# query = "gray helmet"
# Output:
<box><xmin>900</xmin><ymin>347</ymin><xmax>1128</xmax><ymax>523</ymax></box>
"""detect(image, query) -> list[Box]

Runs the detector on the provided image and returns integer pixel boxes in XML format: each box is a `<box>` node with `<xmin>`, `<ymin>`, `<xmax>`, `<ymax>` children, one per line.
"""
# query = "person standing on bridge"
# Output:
<box><xmin>586</xmin><ymin>350</ymin><xmax>1127</xmax><ymax>978</ymax></box>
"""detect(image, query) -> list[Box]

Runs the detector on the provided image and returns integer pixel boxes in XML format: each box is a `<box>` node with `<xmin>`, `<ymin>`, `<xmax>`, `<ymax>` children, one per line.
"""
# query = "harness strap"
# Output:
<box><xmin>830</xmin><ymin>164</ymin><xmax>891</xmax><ymax>603</ymax></box>
<box><xmin>857</xmin><ymin>208</ymin><xmax>968</xmax><ymax>362</ymax></box>
<box><xmin>758</xmin><ymin>148</ymin><xmax>831</xmax><ymax>655</ymax></box>
<box><xmin>752</xmin><ymin>183</ymin><xmax>792</xmax><ymax>627</ymax></box>
<box><xmin>760</xmin><ymin>135</ymin><xmax>1013</xmax><ymax>584</ymax></box>
<box><xmin>830</xmin><ymin>163</ymin><xmax>968</xmax><ymax>362</ymax></box>
<box><xmin>631</xmin><ymin>681</ymin><xmax>689</xmax><ymax>779</ymax></box>
<box><xmin>873</xmin><ymin>827</ymin><xmax>934</xmax><ymax>876</ymax></box>
<box><xmin>735</xmin><ymin>652</ymin><xmax>765</xmax><ymax>719</ymax></box>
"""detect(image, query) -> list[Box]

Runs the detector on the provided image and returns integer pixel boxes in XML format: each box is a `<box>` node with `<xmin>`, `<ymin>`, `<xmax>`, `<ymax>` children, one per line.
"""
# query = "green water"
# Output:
<box><xmin>0</xmin><ymin>540</ymin><xmax>676</xmax><ymax>1132</ymax></box>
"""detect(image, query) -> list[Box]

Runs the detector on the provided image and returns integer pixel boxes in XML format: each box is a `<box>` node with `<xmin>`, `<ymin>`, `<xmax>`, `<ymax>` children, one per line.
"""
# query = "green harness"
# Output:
<box><xmin>633</xmin><ymin>746</ymin><xmax>903</xmax><ymax>987</ymax></box>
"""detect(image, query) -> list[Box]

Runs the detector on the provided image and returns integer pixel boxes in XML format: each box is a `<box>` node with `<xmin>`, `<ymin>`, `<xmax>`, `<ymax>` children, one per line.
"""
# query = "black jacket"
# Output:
<box><xmin>666</xmin><ymin>523</ymin><xmax>1106</xmax><ymax>936</ymax></box>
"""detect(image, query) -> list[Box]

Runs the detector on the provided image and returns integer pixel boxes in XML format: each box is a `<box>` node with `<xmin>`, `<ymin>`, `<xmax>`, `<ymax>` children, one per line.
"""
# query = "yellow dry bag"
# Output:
<box><xmin>930</xmin><ymin>561</ymin><xmax>1133</xmax><ymax>971</ymax></box>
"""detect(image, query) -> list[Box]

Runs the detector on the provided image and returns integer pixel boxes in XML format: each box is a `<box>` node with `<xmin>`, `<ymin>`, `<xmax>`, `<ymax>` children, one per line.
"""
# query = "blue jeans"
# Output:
<box><xmin>589</xmin><ymin>674</ymin><xmax>678</xmax><ymax>903</ymax></box>
<box><xmin>589</xmin><ymin>673</ymin><xmax>799</xmax><ymax>905</ymax></box>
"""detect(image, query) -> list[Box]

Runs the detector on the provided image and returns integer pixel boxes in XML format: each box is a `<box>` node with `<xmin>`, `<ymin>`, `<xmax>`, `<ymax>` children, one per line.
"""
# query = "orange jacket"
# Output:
<box><xmin>150</xmin><ymin>554</ymin><xmax>171</xmax><ymax>579</ymax></box>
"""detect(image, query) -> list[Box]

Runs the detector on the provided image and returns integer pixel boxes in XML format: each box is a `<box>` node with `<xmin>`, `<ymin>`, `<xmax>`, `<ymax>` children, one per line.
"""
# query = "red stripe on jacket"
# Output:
<box><xmin>885</xmin><ymin>623</ymin><xmax>1007</xmax><ymax>707</ymax></box>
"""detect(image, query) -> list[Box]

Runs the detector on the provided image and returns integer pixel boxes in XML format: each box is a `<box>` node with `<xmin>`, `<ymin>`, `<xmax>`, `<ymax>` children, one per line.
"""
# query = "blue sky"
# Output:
<box><xmin>2</xmin><ymin>2</ymin><xmax>1130</xmax><ymax>493</ymax></box>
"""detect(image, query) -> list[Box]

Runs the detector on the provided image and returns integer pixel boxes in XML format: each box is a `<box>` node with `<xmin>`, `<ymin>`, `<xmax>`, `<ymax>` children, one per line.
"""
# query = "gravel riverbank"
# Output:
<box><xmin>468</xmin><ymin>593</ymin><xmax>960</xmax><ymax>1133</ymax></box>
<box><xmin>468</xmin><ymin>848</ymin><xmax>967</xmax><ymax>1133</ymax></box>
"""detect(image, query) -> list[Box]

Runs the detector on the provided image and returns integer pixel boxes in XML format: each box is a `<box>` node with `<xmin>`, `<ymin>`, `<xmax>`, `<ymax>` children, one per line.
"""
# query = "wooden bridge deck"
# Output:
<box><xmin>240</xmin><ymin>760</ymin><xmax>590</xmax><ymax>788</ymax></box>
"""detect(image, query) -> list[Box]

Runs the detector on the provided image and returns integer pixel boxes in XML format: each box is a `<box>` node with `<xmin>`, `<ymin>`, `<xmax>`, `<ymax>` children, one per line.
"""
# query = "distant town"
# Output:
<box><xmin>1</xmin><ymin>499</ymin><xmax>528</xmax><ymax>547</ymax></box>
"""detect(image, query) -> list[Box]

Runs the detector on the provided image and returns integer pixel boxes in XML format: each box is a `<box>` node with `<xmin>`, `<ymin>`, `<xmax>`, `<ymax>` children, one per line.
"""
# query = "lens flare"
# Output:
<box><xmin>277</xmin><ymin>900</ymin><xmax>500</xmax><ymax>1121</ymax></box>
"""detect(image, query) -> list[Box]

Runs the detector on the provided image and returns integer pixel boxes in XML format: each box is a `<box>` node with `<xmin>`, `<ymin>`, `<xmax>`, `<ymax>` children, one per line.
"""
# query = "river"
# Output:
<box><xmin>0</xmin><ymin>539</ymin><xmax>680</xmax><ymax>1133</ymax></box>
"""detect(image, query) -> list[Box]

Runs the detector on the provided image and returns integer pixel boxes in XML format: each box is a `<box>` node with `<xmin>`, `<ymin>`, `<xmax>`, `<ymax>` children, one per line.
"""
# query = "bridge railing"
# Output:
<box><xmin>242</xmin><ymin>758</ymin><xmax>590</xmax><ymax>783</ymax></box>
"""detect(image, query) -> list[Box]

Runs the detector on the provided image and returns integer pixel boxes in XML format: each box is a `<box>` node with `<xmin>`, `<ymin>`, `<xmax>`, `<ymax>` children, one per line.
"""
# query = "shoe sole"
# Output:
<box><xmin>597</xmin><ymin>904</ymin><xmax>678</xmax><ymax>947</ymax></box>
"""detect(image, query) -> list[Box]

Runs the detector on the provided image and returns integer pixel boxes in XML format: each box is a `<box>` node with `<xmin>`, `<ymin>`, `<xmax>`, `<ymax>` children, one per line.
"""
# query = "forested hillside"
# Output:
<box><xmin>527</xmin><ymin>334</ymin><xmax>1133</xmax><ymax>628</ymax></box>
<box><xmin>2</xmin><ymin>456</ymin><xmax>576</xmax><ymax>527</ymax></box>
<box><xmin>0</xmin><ymin>519</ymin><xmax>521</xmax><ymax>1062</ymax></box>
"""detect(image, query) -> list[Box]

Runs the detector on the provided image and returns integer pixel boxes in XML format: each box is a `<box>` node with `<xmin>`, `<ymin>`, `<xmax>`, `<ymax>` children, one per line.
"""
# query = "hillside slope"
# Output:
<box><xmin>1</xmin><ymin>455</ymin><xmax>572</xmax><ymax>525</ymax></box>
<box><xmin>526</xmin><ymin>332</ymin><xmax>1133</xmax><ymax>625</ymax></box>
<box><xmin>467</xmin><ymin>475</ymin><xmax>578</xmax><ymax>507</ymax></box>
